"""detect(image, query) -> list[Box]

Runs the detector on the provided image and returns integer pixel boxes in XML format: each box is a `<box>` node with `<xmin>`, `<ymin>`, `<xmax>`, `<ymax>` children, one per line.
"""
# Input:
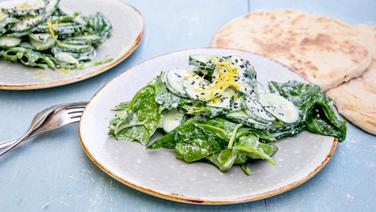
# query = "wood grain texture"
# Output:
<box><xmin>0</xmin><ymin>0</ymin><xmax>375</xmax><ymax>211</ymax></box>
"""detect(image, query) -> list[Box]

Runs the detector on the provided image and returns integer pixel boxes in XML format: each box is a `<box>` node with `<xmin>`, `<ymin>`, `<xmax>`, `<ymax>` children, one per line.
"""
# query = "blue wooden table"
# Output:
<box><xmin>0</xmin><ymin>0</ymin><xmax>375</xmax><ymax>211</ymax></box>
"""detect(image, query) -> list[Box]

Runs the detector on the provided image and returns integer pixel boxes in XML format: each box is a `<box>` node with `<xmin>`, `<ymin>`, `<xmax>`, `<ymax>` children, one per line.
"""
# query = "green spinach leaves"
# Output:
<box><xmin>108</xmin><ymin>56</ymin><xmax>347</xmax><ymax>176</ymax></box>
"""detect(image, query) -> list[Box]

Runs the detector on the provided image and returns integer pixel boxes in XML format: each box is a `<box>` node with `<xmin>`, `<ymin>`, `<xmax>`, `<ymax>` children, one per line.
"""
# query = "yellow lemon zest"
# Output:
<box><xmin>16</xmin><ymin>3</ymin><xmax>32</xmax><ymax>10</ymax></box>
<box><xmin>46</xmin><ymin>19</ymin><xmax>59</xmax><ymax>43</ymax></box>
<box><xmin>193</xmin><ymin>60</ymin><xmax>241</xmax><ymax>101</ymax></box>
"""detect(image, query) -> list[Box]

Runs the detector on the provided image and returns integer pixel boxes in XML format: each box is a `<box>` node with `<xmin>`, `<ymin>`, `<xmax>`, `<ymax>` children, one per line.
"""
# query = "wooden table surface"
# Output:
<box><xmin>0</xmin><ymin>0</ymin><xmax>375</xmax><ymax>211</ymax></box>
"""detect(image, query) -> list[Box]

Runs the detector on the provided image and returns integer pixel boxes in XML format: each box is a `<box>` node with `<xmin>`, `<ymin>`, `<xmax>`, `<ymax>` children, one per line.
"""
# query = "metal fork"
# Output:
<box><xmin>0</xmin><ymin>102</ymin><xmax>88</xmax><ymax>156</ymax></box>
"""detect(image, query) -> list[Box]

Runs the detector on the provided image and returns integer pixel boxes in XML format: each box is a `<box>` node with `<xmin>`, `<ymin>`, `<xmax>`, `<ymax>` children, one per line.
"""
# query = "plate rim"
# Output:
<box><xmin>0</xmin><ymin>0</ymin><xmax>144</xmax><ymax>90</ymax></box>
<box><xmin>78</xmin><ymin>47</ymin><xmax>338</xmax><ymax>205</ymax></box>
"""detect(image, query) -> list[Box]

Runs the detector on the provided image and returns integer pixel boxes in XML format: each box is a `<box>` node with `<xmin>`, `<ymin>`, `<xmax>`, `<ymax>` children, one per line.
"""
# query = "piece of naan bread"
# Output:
<box><xmin>327</xmin><ymin>25</ymin><xmax>376</xmax><ymax>135</ymax></box>
<box><xmin>211</xmin><ymin>9</ymin><xmax>372</xmax><ymax>91</ymax></box>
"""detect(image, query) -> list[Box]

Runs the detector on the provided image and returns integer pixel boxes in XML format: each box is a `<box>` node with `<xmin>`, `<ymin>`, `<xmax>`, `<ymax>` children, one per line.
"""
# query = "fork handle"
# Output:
<box><xmin>0</xmin><ymin>130</ymin><xmax>39</xmax><ymax>150</ymax></box>
<box><xmin>0</xmin><ymin>131</ymin><xmax>32</xmax><ymax>156</ymax></box>
<box><xmin>0</xmin><ymin>139</ymin><xmax>17</xmax><ymax>149</ymax></box>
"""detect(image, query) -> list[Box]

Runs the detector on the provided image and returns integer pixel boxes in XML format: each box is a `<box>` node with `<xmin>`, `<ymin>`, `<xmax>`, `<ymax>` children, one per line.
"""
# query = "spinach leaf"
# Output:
<box><xmin>194</xmin><ymin>118</ymin><xmax>239</xmax><ymax>141</ymax></box>
<box><xmin>269</xmin><ymin>80</ymin><xmax>347</xmax><ymax>141</ymax></box>
<box><xmin>109</xmin><ymin>84</ymin><xmax>161</xmax><ymax>145</ymax></box>
<box><xmin>111</xmin><ymin>101</ymin><xmax>129</xmax><ymax>112</ymax></box>
<box><xmin>175</xmin><ymin>138</ymin><xmax>220</xmax><ymax>163</ymax></box>
<box><xmin>147</xmin><ymin>119</ymin><xmax>227</xmax><ymax>150</ymax></box>
<box><xmin>271</xmin><ymin>123</ymin><xmax>306</xmax><ymax>139</ymax></box>
<box><xmin>307</xmin><ymin>116</ymin><xmax>346</xmax><ymax>141</ymax></box>
<box><xmin>181</xmin><ymin>104</ymin><xmax>226</xmax><ymax>118</ymax></box>
<box><xmin>232</xmin><ymin>135</ymin><xmax>277</xmax><ymax>165</ymax></box>
<box><xmin>207</xmin><ymin>149</ymin><xmax>238</xmax><ymax>172</ymax></box>
<box><xmin>154</xmin><ymin>74</ymin><xmax>180</xmax><ymax>111</ymax></box>
<box><xmin>240</xmin><ymin>163</ymin><xmax>252</xmax><ymax>175</ymax></box>
<box><xmin>236</xmin><ymin>127</ymin><xmax>276</xmax><ymax>142</ymax></box>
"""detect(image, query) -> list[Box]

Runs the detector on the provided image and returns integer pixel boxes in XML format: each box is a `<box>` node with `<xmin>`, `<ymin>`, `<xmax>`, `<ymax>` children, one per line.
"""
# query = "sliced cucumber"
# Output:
<box><xmin>51</xmin><ymin>46</ymin><xmax>96</xmax><ymax>61</ymax></box>
<box><xmin>64</xmin><ymin>35</ymin><xmax>101</xmax><ymax>46</ymax></box>
<box><xmin>182</xmin><ymin>71</ymin><xmax>213</xmax><ymax>101</ymax></box>
<box><xmin>239</xmin><ymin>81</ymin><xmax>255</xmax><ymax>96</ymax></box>
<box><xmin>258</xmin><ymin>93</ymin><xmax>299</xmax><ymax>124</ymax></box>
<box><xmin>29</xmin><ymin>36</ymin><xmax>55</xmax><ymax>50</ymax></box>
<box><xmin>189</xmin><ymin>55</ymin><xmax>217</xmax><ymax>70</ymax></box>
<box><xmin>0</xmin><ymin>10</ymin><xmax>7</xmax><ymax>21</ymax></box>
<box><xmin>161</xmin><ymin>109</ymin><xmax>185</xmax><ymax>132</ymax></box>
<box><xmin>163</xmin><ymin>69</ymin><xmax>188</xmax><ymax>97</ymax></box>
<box><xmin>75</xmin><ymin>49</ymin><xmax>96</xmax><ymax>61</ymax></box>
<box><xmin>6</xmin><ymin>31</ymin><xmax>31</xmax><ymax>37</ymax></box>
<box><xmin>19</xmin><ymin>41</ymin><xmax>36</xmax><ymax>49</ymax></box>
<box><xmin>11</xmin><ymin>0</ymin><xmax>59</xmax><ymax>32</ymax></box>
<box><xmin>226</xmin><ymin>111</ymin><xmax>272</xmax><ymax>130</ymax></box>
<box><xmin>1</xmin><ymin>0</ymin><xmax>46</xmax><ymax>16</ymax></box>
<box><xmin>207</xmin><ymin>88</ymin><xmax>241</xmax><ymax>110</ymax></box>
<box><xmin>12</xmin><ymin>15</ymin><xmax>45</xmax><ymax>32</ymax></box>
<box><xmin>0</xmin><ymin>36</ymin><xmax>21</xmax><ymax>48</ymax></box>
<box><xmin>57</xmin><ymin>42</ymin><xmax>93</xmax><ymax>53</ymax></box>
<box><xmin>0</xmin><ymin>12</ymin><xmax>18</xmax><ymax>36</ymax></box>
<box><xmin>225</xmin><ymin>55</ymin><xmax>256</xmax><ymax>80</ymax></box>
<box><xmin>28</xmin><ymin>33</ymin><xmax>51</xmax><ymax>42</ymax></box>
<box><xmin>54</xmin><ymin>52</ymin><xmax>78</xmax><ymax>64</ymax></box>
<box><xmin>242</xmin><ymin>96</ymin><xmax>275</xmax><ymax>123</ymax></box>
<box><xmin>33</xmin><ymin>23</ymin><xmax>86</xmax><ymax>35</ymax></box>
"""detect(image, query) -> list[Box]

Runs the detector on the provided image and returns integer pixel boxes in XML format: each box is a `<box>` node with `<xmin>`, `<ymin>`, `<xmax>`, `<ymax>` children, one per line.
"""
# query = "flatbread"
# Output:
<box><xmin>327</xmin><ymin>25</ymin><xmax>376</xmax><ymax>135</ymax></box>
<box><xmin>211</xmin><ymin>9</ymin><xmax>372</xmax><ymax>91</ymax></box>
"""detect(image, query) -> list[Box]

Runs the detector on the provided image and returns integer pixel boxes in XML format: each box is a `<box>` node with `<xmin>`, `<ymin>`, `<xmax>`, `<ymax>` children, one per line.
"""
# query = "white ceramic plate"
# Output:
<box><xmin>0</xmin><ymin>0</ymin><xmax>143</xmax><ymax>90</ymax></box>
<box><xmin>79</xmin><ymin>48</ymin><xmax>337</xmax><ymax>205</ymax></box>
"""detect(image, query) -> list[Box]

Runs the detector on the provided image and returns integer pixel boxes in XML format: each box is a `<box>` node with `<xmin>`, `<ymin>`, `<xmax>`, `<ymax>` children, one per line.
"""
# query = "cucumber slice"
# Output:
<box><xmin>51</xmin><ymin>46</ymin><xmax>96</xmax><ymax>61</ymax></box>
<box><xmin>33</xmin><ymin>23</ymin><xmax>86</xmax><ymax>35</ymax></box>
<box><xmin>161</xmin><ymin>109</ymin><xmax>185</xmax><ymax>132</ymax></box>
<box><xmin>19</xmin><ymin>41</ymin><xmax>36</xmax><ymax>49</ymax></box>
<box><xmin>182</xmin><ymin>71</ymin><xmax>213</xmax><ymax>101</ymax></box>
<box><xmin>1</xmin><ymin>0</ymin><xmax>46</xmax><ymax>16</ymax></box>
<box><xmin>207</xmin><ymin>88</ymin><xmax>241</xmax><ymax>110</ymax></box>
<box><xmin>54</xmin><ymin>52</ymin><xmax>78</xmax><ymax>64</ymax></box>
<box><xmin>163</xmin><ymin>69</ymin><xmax>188</xmax><ymax>97</ymax></box>
<box><xmin>0</xmin><ymin>11</ymin><xmax>18</xmax><ymax>36</ymax></box>
<box><xmin>225</xmin><ymin>55</ymin><xmax>256</xmax><ymax>80</ymax></box>
<box><xmin>29</xmin><ymin>36</ymin><xmax>55</xmax><ymax>50</ymax></box>
<box><xmin>0</xmin><ymin>36</ymin><xmax>21</xmax><ymax>48</ymax></box>
<box><xmin>28</xmin><ymin>33</ymin><xmax>51</xmax><ymax>42</ymax></box>
<box><xmin>6</xmin><ymin>30</ymin><xmax>30</xmax><ymax>37</ymax></box>
<box><xmin>57</xmin><ymin>42</ymin><xmax>93</xmax><ymax>53</ymax></box>
<box><xmin>64</xmin><ymin>35</ymin><xmax>102</xmax><ymax>46</ymax></box>
<box><xmin>226</xmin><ymin>111</ymin><xmax>272</xmax><ymax>130</ymax></box>
<box><xmin>75</xmin><ymin>49</ymin><xmax>96</xmax><ymax>61</ymax></box>
<box><xmin>12</xmin><ymin>15</ymin><xmax>45</xmax><ymax>32</ymax></box>
<box><xmin>258</xmin><ymin>93</ymin><xmax>299</xmax><ymax>124</ymax></box>
<box><xmin>189</xmin><ymin>55</ymin><xmax>217</xmax><ymax>70</ymax></box>
<box><xmin>243</xmin><ymin>96</ymin><xmax>275</xmax><ymax>123</ymax></box>
<box><xmin>11</xmin><ymin>0</ymin><xmax>59</xmax><ymax>32</ymax></box>
<box><xmin>241</xmin><ymin>81</ymin><xmax>265</xmax><ymax>97</ymax></box>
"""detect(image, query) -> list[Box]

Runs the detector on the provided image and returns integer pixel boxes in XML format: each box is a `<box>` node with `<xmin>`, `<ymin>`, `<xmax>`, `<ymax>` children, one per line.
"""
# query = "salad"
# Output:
<box><xmin>0</xmin><ymin>0</ymin><xmax>112</xmax><ymax>70</ymax></box>
<box><xmin>109</xmin><ymin>55</ymin><xmax>346</xmax><ymax>175</ymax></box>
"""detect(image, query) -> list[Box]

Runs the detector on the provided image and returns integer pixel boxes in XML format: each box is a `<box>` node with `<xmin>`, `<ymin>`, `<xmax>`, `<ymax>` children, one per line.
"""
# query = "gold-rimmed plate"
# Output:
<box><xmin>0</xmin><ymin>0</ymin><xmax>144</xmax><ymax>90</ymax></box>
<box><xmin>79</xmin><ymin>48</ymin><xmax>337</xmax><ymax>205</ymax></box>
